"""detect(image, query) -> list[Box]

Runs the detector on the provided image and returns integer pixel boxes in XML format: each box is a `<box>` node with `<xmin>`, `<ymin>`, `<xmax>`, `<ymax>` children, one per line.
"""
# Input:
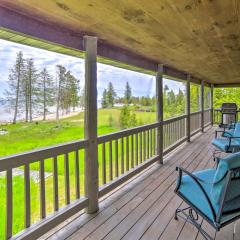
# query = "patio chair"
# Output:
<box><xmin>212</xmin><ymin>122</ymin><xmax>240</xmax><ymax>161</ymax></box>
<box><xmin>215</xmin><ymin>121</ymin><xmax>239</xmax><ymax>138</ymax></box>
<box><xmin>175</xmin><ymin>152</ymin><xmax>240</xmax><ymax>240</ymax></box>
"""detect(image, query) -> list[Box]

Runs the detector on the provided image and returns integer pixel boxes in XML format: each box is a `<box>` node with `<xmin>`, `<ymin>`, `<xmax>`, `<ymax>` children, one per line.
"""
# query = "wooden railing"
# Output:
<box><xmin>0</xmin><ymin>140</ymin><xmax>88</xmax><ymax>239</ymax></box>
<box><xmin>0</xmin><ymin>111</ymin><xmax>212</xmax><ymax>239</ymax></box>
<box><xmin>163</xmin><ymin>115</ymin><xmax>187</xmax><ymax>153</ymax></box>
<box><xmin>190</xmin><ymin>111</ymin><xmax>201</xmax><ymax>134</ymax></box>
<box><xmin>98</xmin><ymin>122</ymin><xmax>159</xmax><ymax>196</ymax></box>
<box><xmin>204</xmin><ymin>109</ymin><xmax>211</xmax><ymax>126</ymax></box>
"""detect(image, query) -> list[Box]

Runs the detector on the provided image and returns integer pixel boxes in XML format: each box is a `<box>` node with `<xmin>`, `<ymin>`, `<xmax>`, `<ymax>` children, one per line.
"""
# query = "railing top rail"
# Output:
<box><xmin>0</xmin><ymin>139</ymin><xmax>87</xmax><ymax>171</ymax></box>
<box><xmin>163</xmin><ymin>114</ymin><xmax>187</xmax><ymax>124</ymax></box>
<box><xmin>98</xmin><ymin>122</ymin><xmax>159</xmax><ymax>144</ymax></box>
<box><xmin>190</xmin><ymin>110</ymin><xmax>202</xmax><ymax>116</ymax></box>
<box><xmin>204</xmin><ymin>108</ymin><xmax>212</xmax><ymax>112</ymax></box>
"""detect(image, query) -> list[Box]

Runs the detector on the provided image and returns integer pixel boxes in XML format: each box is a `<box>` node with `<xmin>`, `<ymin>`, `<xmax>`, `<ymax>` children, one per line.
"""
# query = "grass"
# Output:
<box><xmin>0</xmin><ymin>107</ymin><xmax>157</xmax><ymax>238</ymax></box>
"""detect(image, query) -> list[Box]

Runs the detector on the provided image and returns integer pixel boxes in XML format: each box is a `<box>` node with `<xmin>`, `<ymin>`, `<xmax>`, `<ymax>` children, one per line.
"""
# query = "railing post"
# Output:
<box><xmin>186</xmin><ymin>74</ymin><xmax>191</xmax><ymax>142</ymax></box>
<box><xmin>84</xmin><ymin>35</ymin><xmax>99</xmax><ymax>213</ymax></box>
<box><xmin>156</xmin><ymin>64</ymin><xmax>163</xmax><ymax>164</ymax></box>
<box><xmin>210</xmin><ymin>84</ymin><xmax>214</xmax><ymax>125</ymax></box>
<box><xmin>201</xmin><ymin>80</ymin><xmax>204</xmax><ymax>132</ymax></box>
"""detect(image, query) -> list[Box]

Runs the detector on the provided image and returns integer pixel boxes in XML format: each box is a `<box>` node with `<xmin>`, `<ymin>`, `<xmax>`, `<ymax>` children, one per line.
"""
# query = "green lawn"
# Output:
<box><xmin>0</xmin><ymin>108</ymin><xmax>157</xmax><ymax>238</ymax></box>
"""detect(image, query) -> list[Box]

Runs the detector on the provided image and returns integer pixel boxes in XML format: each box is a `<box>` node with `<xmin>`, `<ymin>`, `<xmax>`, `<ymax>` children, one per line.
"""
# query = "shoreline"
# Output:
<box><xmin>0</xmin><ymin>109</ymin><xmax>83</xmax><ymax>124</ymax></box>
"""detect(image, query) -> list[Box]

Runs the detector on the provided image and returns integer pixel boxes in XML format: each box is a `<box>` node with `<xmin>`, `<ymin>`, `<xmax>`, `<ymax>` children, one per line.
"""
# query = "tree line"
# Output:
<box><xmin>101</xmin><ymin>81</ymin><xmax>156</xmax><ymax>108</ymax></box>
<box><xmin>4</xmin><ymin>51</ymin><xmax>80</xmax><ymax>123</ymax></box>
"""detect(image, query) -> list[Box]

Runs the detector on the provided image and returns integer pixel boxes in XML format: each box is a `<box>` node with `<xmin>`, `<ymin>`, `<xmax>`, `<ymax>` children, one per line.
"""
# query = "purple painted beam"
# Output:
<box><xmin>0</xmin><ymin>6</ymin><xmax>205</xmax><ymax>83</ymax></box>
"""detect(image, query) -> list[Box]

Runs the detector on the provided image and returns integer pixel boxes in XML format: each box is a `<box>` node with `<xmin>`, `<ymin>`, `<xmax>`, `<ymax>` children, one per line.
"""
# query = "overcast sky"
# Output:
<box><xmin>0</xmin><ymin>39</ymin><xmax>185</xmax><ymax>100</ymax></box>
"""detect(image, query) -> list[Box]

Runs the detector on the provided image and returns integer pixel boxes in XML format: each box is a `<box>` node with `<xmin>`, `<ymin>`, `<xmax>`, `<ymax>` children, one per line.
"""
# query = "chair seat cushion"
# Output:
<box><xmin>212</xmin><ymin>138</ymin><xmax>240</xmax><ymax>152</ymax></box>
<box><xmin>178</xmin><ymin>169</ymin><xmax>219</xmax><ymax>222</ymax></box>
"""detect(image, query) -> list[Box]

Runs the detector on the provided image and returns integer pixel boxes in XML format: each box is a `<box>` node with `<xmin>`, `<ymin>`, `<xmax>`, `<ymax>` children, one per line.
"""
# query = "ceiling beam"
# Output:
<box><xmin>0</xmin><ymin>6</ymin><xmax>209</xmax><ymax>84</ymax></box>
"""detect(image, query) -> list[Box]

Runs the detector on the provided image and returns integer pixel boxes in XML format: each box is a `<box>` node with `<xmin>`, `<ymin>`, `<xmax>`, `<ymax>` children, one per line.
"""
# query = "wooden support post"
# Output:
<box><xmin>211</xmin><ymin>84</ymin><xmax>214</xmax><ymax>125</ymax></box>
<box><xmin>186</xmin><ymin>74</ymin><xmax>191</xmax><ymax>142</ymax></box>
<box><xmin>201</xmin><ymin>80</ymin><xmax>204</xmax><ymax>132</ymax></box>
<box><xmin>156</xmin><ymin>64</ymin><xmax>164</xmax><ymax>164</ymax></box>
<box><xmin>84</xmin><ymin>36</ymin><xmax>99</xmax><ymax>213</ymax></box>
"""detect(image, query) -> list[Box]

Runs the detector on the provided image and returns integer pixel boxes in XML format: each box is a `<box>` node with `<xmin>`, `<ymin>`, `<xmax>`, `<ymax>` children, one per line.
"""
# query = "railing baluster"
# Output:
<box><xmin>140</xmin><ymin>132</ymin><xmax>143</xmax><ymax>163</ymax></box>
<box><xmin>131</xmin><ymin>135</ymin><xmax>134</xmax><ymax>168</ymax></box>
<box><xmin>143</xmin><ymin>131</ymin><xmax>146</xmax><ymax>161</ymax></box>
<box><xmin>40</xmin><ymin>159</ymin><xmax>46</xmax><ymax>219</ymax></box>
<box><xmin>121</xmin><ymin>138</ymin><xmax>124</xmax><ymax>174</ymax></box>
<box><xmin>150</xmin><ymin>129</ymin><xmax>153</xmax><ymax>157</ymax></box>
<box><xmin>64</xmin><ymin>153</ymin><xmax>70</xmax><ymax>205</ymax></box>
<box><xmin>147</xmin><ymin>130</ymin><xmax>150</xmax><ymax>159</ymax></box>
<box><xmin>126</xmin><ymin>137</ymin><xmax>129</xmax><ymax>171</ymax></box>
<box><xmin>53</xmin><ymin>156</ymin><xmax>59</xmax><ymax>211</ymax></box>
<box><xmin>163</xmin><ymin>124</ymin><xmax>165</xmax><ymax>150</ymax></box>
<box><xmin>115</xmin><ymin>140</ymin><xmax>119</xmax><ymax>177</ymax></box>
<box><xmin>136</xmin><ymin>133</ymin><xmax>138</xmax><ymax>166</ymax></box>
<box><xmin>102</xmin><ymin>143</ymin><xmax>106</xmax><ymax>184</ymax></box>
<box><xmin>167</xmin><ymin>124</ymin><xmax>169</xmax><ymax>147</ymax></box>
<box><xmin>153</xmin><ymin>128</ymin><xmax>156</xmax><ymax>154</ymax></box>
<box><xmin>75</xmin><ymin>150</ymin><xmax>80</xmax><ymax>199</ymax></box>
<box><xmin>109</xmin><ymin>141</ymin><xmax>113</xmax><ymax>180</ymax></box>
<box><xmin>24</xmin><ymin>164</ymin><xmax>30</xmax><ymax>227</ymax></box>
<box><xmin>6</xmin><ymin>169</ymin><xmax>12</xmax><ymax>239</ymax></box>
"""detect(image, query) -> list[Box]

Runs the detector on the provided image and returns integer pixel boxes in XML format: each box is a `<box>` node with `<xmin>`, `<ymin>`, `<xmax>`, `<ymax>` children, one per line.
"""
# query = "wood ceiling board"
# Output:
<box><xmin>0</xmin><ymin>0</ymin><xmax>239</xmax><ymax>84</ymax></box>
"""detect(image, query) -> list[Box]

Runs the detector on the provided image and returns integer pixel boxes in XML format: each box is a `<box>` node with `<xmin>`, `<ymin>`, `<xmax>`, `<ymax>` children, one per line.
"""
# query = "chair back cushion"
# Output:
<box><xmin>212</xmin><ymin>152</ymin><xmax>240</xmax><ymax>204</ymax></box>
<box><xmin>233</xmin><ymin>123</ymin><xmax>240</xmax><ymax>138</ymax></box>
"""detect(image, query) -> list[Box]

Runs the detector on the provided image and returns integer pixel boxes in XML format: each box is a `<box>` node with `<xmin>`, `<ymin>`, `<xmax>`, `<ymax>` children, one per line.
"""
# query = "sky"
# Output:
<box><xmin>0</xmin><ymin>39</ymin><xmax>186</xmax><ymax>120</ymax></box>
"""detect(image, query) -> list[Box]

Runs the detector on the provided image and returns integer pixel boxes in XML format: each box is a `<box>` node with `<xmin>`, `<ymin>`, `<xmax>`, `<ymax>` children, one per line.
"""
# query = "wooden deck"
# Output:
<box><xmin>44</xmin><ymin>127</ymin><xmax>240</xmax><ymax>240</ymax></box>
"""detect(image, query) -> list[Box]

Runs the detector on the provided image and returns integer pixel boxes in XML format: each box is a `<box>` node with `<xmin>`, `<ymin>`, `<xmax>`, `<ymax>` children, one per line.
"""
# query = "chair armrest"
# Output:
<box><xmin>175</xmin><ymin>166</ymin><xmax>216</xmax><ymax>221</ymax></box>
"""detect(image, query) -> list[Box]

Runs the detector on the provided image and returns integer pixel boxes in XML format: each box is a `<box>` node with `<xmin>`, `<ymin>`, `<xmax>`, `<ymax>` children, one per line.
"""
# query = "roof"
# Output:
<box><xmin>0</xmin><ymin>0</ymin><xmax>240</xmax><ymax>84</ymax></box>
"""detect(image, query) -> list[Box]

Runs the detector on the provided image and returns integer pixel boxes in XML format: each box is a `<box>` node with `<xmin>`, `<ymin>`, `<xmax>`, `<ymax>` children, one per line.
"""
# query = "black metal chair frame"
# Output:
<box><xmin>175</xmin><ymin>166</ymin><xmax>240</xmax><ymax>240</ymax></box>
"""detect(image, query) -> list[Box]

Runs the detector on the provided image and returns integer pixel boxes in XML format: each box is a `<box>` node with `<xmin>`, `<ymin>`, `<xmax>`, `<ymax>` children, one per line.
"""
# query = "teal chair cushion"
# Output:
<box><xmin>233</xmin><ymin>123</ymin><xmax>240</xmax><ymax>137</ymax></box>
<box><xmin>178</xmin><ymin>169</ymin><xmax>219</xmax><ymax>222</ymax></box>
<box><xmin>222</xmin><ymin>129</ymin><xmax>234</xmax><ymax>137</ymax></box>
<box><xmin>212</xmin><ymin>152</ymin><xmax>240</xmax><ymax>204</ymax></box>
<box><xmin>212</xmin><ymin>138</ymin><xmax>240</xmax><ymax>152</ymax></box>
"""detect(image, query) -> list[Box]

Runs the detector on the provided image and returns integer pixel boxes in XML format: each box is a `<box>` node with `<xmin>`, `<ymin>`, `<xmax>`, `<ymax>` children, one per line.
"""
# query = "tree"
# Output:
<box><xmin>79</xmin><ymin>87</ymin><xmax>85</xmax><ymax>110</ymax></box>
<box><xmin>124</xmin><ymin>81</ymin><xmax>132</xmax><ymax>105</ymax></box>
<box><xmin>56</xmin><ymin>65</ymin><xmax>66</xmax><ymax>121</ymax></box>
<box><xmin>4</xmin><ymin>51</ymin><xmax>25</xmax><ymax>124</ymax></box>
<box><xmin>65</xmin><ymin>71</ymin><xmax>79</xmax><ymax>112</ymax></box>
<box><xmin>24</xmin><ymin>58</ymin><xmax>38</xmax><ymax>122</ymax></box>
<box><xmin>119</xmin><ymin>106</ymin><xmax>137</xmax><ymax>129</ymax></box>
<box><xmin>101</xmin><ymin>89</ymin><xmax>108</xmax><ymax>108</ymax></box>
<box><xmin>56</xmin><ymin>65</ymin><xmax>80</xmax><ymax>120</ymax></box>
<box><xmin>38</xmin><ymin>68</ymin><xmax>55</xmax><ymax>120</ymax></box>
<box><xmin>107</xmin><ymin>82</ymin><xmax>116</xmax><ymax>107</ymax></box>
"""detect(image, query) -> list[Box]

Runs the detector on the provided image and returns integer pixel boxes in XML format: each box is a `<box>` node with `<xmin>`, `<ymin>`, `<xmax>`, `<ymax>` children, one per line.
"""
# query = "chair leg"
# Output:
<box><xmin>175</xmin><ymin>207</ymin><xmax>215</xmax><ymax>240</ymax></box>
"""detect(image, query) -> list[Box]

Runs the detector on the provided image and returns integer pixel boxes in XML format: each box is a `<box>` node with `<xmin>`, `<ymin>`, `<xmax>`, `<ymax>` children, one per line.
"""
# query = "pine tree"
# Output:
<box><xmin>65</xmin><ymin>71</ymin><xmax>79</xmax><ymax>112</ymax></box>
<box><xmin>25</xmin><ymin>58</ymin><xmax>38</xmax><ymax>122</ymax></box>
<box><xmin>79</xmin><ymin>87</ymin><xmax>85</xmax><ymax>110</ymax></box>
<box><xmin>101</xmin><ymin>89</ymin><xmax>108</xmax><ymax>108</ymax></box>
<box><xmin>124</xmin><ymin>81</ymin><xmax>132</xmax><ymax>105</ymax></box>
<box><xmin>56</xmin><ymin>65</ymin><xmax>66</xmax><ymax>121</ymax></box>
<box><xmin>4</xmin><ymin>51</ymin><xmax>25</xmax><ymax>124</ymax></box>
<box><xmin>107</xmin><ymin>82</ymin><xmax>116</xmax><ymax>107</ymax></box>
<box><xmin>38</xmin><ymin>68</ymin><xmax>55</xmax><ymax>120</ymax></box>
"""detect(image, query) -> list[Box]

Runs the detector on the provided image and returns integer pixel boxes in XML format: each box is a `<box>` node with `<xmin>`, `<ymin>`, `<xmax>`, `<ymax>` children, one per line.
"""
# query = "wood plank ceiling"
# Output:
<box><xmin>0</xmin><ymin>0</ymin><xmax>240</xmax><ymax>84</ymax></box>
